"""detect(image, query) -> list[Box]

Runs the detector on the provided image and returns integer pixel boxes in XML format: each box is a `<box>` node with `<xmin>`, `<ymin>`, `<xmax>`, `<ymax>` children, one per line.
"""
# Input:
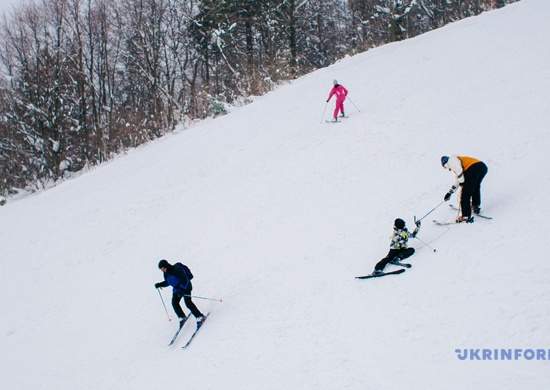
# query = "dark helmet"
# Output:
<box><xmin>158</xmin><ymin>259</ymin><xmax>171</xmax><ymax>269</ymax></box>
<box><xmin>394</xmin><ymin>218</ymin><xmax>406</xmax><ymax>230</ymax></box>
<box><xmin>441</xmin><ymin>155</ymin><xmax>449</xmax><ymax>167</ymax></box>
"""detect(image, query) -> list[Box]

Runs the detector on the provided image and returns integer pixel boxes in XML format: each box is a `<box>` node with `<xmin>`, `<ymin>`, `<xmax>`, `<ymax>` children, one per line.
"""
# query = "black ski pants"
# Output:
<box><xmin>461</xmin><ymin>162</ymin><xmax>488</xmax><ymax>218</ymax></box>
<box><xmin>172</xmin><ymin>291</ymin><xmax>203</xmax><ymax>319</ymax></box>
<box><xmin>375</xmin><ymin>247</ymin><xmax>415</xmax><ymax>271</ymax></box>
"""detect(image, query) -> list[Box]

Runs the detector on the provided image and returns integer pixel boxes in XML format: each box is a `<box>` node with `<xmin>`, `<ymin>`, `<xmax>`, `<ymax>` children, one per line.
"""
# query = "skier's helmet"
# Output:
<box><xmin>333</xmin><ymin>79</ymin><xmax>338</xmax><ymax>85</ymax></box>
<box><xmin>441</xmin><ymin>156</ymin><xmax>449</xmax><ymax>167</ymax></box>
<box><xmin>394</xmin><ymin>218</ymin><xmax>406</xmax><ymax>230</ymax></box>
<box><xmin>158</xmin><ymin>259</ymin><xmax>170</xmax><ymax>269</ymax></box>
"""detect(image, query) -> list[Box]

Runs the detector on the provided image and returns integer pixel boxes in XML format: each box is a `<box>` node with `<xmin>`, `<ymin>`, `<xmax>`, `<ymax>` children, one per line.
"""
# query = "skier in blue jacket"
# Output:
<box><xmin>155</xmin><ymin>259</ymin><xmax>205</xmax><ymax>326</ymax></box>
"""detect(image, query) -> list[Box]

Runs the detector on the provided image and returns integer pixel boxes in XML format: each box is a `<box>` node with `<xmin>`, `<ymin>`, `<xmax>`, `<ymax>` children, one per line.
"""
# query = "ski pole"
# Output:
<box><xmin>416</xmin><ymin>200</ymin><xmax>446</xmax><ymax>223</ymax></box>
<box><xmin>413</xmin><ymin>235</ymin><xmax>437</xmax><ymax>253</ymax></box>
<box><xmin>320</xmin><ymin>102</ymin><xmax>328</xmax><ymax>124</ymax></box>
<box><xmin>183</xmin><ymin>294</ymin><xmax>223</xmax><ymax>303</ymax></box>
<box><xmin>157</xmin><ymin>288</ymin><xmax>172</xmax><ymax>321</ymax></box>
<box><xmin>347</xmin><ymin>96</ymin><xmax>361</xmax><ymax>112</ymax></box>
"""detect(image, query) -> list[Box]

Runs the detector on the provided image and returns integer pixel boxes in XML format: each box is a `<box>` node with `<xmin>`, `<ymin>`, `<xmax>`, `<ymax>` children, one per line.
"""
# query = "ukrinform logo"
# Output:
<box><xmin>455</xmin><ymin>348</ymin><xmax>550</xmax><ymax>361</ymax></box>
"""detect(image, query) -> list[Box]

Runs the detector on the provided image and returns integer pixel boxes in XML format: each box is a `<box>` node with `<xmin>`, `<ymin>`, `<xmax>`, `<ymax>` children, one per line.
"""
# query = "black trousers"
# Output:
<box><xmin>375</xmin><ymin>247</ymin><xmax>415</xmax><ymax>271</ymax></box>
<box><xmin>461</xmin><ymin>162</ymin><xmax>488</xmax><ymax>217</ymax></box>
<box><xmin>172</xmin><ymin>292</ymin><xmax>203</xmax><ymax>319</ymax></box>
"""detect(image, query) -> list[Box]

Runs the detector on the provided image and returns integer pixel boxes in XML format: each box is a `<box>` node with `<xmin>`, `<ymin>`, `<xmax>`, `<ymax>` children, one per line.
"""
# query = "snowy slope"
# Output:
<box><xmin>2</xmin><ymin>1</ymin><xmax>550</xmax><ymax>389</ymax></box>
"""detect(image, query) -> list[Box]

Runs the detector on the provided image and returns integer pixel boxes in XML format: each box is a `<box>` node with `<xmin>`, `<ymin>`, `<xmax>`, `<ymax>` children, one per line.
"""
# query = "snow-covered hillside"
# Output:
<box><xmin>2</xmin><ymin>1</ymin><xmax>550</xmax><ymax>389</ymax></box>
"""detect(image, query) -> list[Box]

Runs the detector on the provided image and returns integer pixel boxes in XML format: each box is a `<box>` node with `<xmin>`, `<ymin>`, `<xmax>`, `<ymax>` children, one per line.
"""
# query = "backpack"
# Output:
<box><xmin>175</xmin><ymin>262</ymin><xmax>194</xmax><ymax>281</ymax></box>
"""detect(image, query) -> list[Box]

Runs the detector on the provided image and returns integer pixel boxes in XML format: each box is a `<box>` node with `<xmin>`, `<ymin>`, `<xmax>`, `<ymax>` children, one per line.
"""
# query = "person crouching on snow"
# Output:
<box><xmin>372</xmin><ymin>218</ymin><xmax>420</xmax><ymax>276</ymax></box>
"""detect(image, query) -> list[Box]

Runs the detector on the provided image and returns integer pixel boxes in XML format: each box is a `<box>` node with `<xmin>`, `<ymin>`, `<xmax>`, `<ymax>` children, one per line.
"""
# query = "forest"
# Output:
<box><xmin>0</xmin><ymin>0</ymin><xmax>512</xmax><ymax>198</ymax></box>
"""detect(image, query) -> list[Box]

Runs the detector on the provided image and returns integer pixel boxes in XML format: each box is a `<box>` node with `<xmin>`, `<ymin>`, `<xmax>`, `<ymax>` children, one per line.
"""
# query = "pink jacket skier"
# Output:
<box><xmin>326</xmin><ymin>80</ymin><xmax>348</xmax><ymax>121</ymax></box>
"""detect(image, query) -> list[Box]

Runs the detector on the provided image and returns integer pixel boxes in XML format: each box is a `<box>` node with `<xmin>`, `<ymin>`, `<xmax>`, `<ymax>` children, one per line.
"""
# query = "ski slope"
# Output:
<box><xmin>2</xmin><ymin>1</ymin><xmax>550</xmax><ymax>389</ymax></box>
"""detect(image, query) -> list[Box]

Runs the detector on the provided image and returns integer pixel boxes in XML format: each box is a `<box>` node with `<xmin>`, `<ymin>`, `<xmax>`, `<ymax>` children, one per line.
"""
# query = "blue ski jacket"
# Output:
<box><xmin>157</xmin><ymin>263</ymin><xmax>193</xmax><ymax>295</ymax></box>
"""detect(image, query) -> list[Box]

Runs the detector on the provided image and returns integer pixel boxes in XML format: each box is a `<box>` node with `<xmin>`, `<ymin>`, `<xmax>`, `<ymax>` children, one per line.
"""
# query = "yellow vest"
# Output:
<box><xmin>457</xmin><ymin>156</ymin><xmax>480</xmax><ymax>171</ymax></box>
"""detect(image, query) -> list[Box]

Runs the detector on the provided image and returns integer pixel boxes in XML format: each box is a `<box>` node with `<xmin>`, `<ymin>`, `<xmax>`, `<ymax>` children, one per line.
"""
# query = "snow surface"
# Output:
<box><xmin>2</xmin><ymin>1</ymin><xmax>550</xmax><ymax>389</ymax></box>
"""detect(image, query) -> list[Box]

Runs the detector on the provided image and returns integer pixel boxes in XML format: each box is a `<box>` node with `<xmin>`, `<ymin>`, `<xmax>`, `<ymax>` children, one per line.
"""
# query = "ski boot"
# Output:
<box><xmin>456</xmin><ymin>215</ymin><xmax>474</xmax><ymax>223</ymax></box>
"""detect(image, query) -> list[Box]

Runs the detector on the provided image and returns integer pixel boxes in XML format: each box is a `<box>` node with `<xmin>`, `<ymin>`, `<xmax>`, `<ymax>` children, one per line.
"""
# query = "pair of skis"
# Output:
<box><xmin>355</xmin><ymin>259</ymin><xmax>411</xmax><ymax>279</ymax></box>
<box><xmin>325</xmin><ymin>114</ymin><xmax>349</xmax><ymax>123</ymax></box>
<box><xmin>433</xmin><ymin>205</ymin><xmax>493</xmax><ymax>225</ymax></box>
<box><xmin>355</xmin><ymin>268</ymin><xmax>405</xmax><ymax>279</ymax></box>
<box><xmin>168</xmin><ymin>313</ymin><xmax>210</xmax><ymax>349</ymax></box>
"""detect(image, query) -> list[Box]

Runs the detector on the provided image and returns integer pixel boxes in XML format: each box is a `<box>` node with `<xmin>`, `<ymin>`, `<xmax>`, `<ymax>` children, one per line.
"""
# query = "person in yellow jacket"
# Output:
<box><xmin>441</xmin><ymin>155</ymin><xmax>488</xmax><ymax>223</ymax></box>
